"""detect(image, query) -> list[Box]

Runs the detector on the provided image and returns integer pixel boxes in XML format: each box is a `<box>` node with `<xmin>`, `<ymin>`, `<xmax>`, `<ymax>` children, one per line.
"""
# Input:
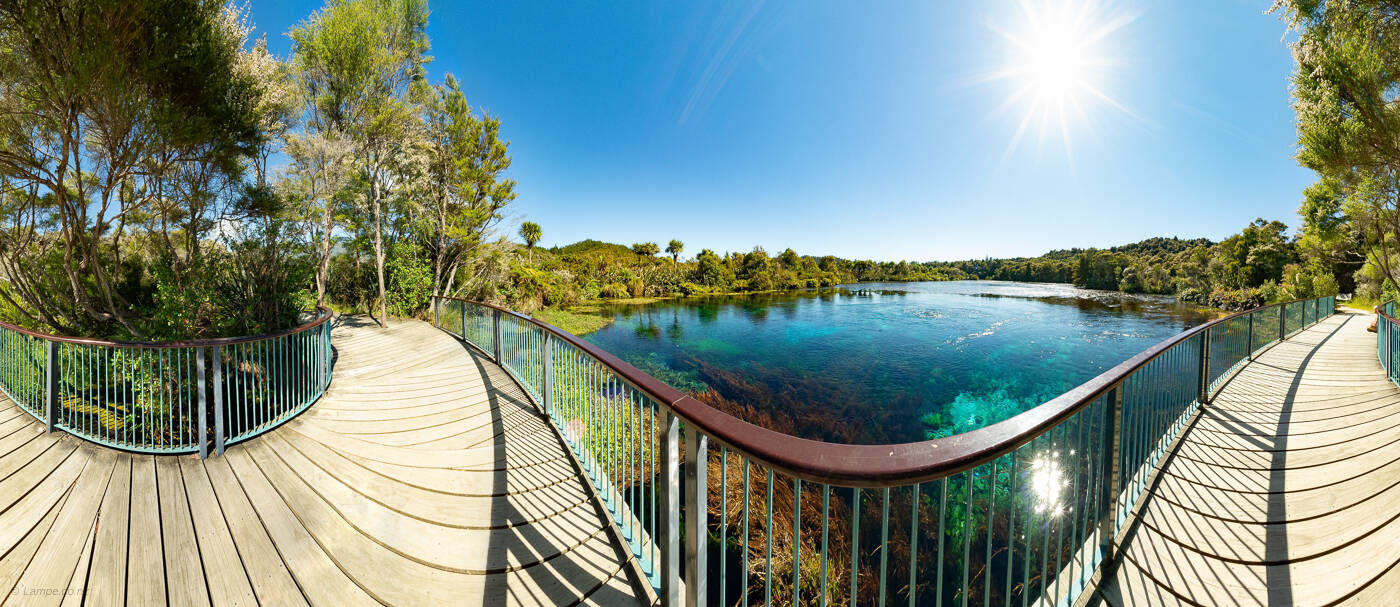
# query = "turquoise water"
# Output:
<box><xmin>582</xmin><ymin>281</ymin><xmax>1214</xmax><ymax>445</ymax></box>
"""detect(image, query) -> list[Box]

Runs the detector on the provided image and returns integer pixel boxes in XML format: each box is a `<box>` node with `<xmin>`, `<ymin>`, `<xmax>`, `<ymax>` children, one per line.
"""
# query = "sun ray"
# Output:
<box><xmin>979</xmin><ymin>0</ymin><xmax>1138</xmax><ymax>158</ymax></box>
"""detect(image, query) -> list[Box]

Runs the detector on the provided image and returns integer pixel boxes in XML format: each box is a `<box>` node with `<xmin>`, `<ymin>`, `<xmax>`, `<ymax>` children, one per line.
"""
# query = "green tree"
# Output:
<box><xmin>1276</xmin><ymin>0</ymin><xmax>1400</xmax><ymax>293</ymax></box>
<box><xmin>694</xmin><ymin>249</ymin><xmax>727</xmax><ymax>286</ymax></box>
<box><xmin>632</xmin><ymin>242</ymin><xmax>660</xmax><ymax>260</ymax></box>
<box><xmin>290</xmin><ymin>0</ymin><xmax>429</xmax><ymax>326</ymax></box>
<box><xmin>520</xmin><ymin>222</ymin><xmax>542</xmax><ymax>261</ymax></box>
<box><xmin>421</xmin><ymin>75</ymin><xmax>515</xmax><ymax>297</ymax></box>
<box><xmin>0</xmin><ymin>0</ymin><xmax>264</xmax><ymax>337</ymax></box>
<box><xmin>666</xmin><ymin>239</ymin><xmax>684</xmax><ymax>267</ymax></box>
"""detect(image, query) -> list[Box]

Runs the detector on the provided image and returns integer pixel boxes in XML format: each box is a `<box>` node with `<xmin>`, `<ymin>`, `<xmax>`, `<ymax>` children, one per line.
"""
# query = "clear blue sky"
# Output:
<box><xmin>250</xmin><ymin>1</ymin><xmax>1310</xmax><ymax>262</ymax></box>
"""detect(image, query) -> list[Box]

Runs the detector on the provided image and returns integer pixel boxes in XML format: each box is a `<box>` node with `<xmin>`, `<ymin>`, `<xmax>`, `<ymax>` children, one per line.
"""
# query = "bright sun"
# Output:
<box><xmin>985</xmin><ymin>0</ymin><xmax>1136</xmax><ymax>160</ymax></box>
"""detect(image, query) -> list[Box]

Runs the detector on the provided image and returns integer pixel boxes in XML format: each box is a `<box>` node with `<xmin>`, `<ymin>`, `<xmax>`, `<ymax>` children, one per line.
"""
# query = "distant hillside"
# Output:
<box><xmin>553</xmin><ymin>239</ymin><xmax>636</xmax><ymax>258</ymax></box>
<box><xmin>1026</xmin><ymin>236</ymin><xmax>1216</xmax><ymax>262</ymax></box>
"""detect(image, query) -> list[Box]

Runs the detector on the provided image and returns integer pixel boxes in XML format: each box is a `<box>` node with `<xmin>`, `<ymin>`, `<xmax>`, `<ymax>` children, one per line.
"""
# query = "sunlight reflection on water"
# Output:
<box><xmin>1029</xmin><ymin>451</ymin><xmax>1069</xmax><ymax>516</ymax></box>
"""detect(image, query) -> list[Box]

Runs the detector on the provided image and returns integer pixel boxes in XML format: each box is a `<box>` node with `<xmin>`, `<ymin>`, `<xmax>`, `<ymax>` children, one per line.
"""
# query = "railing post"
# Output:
<box><xmin>1246</xmin><ymin>312</ymin><xmax>1255</xmax><ymax>361</ymax></box>
<box><xmin>460</xmin><ymin>302</ymin><xmax>467</xmax><ymax>341</ymax></box>
<box><xmin>492</xmin><ymin>309</ymin><xmax>504</xmax><ymax>363</ymax></box>
<box><xmin>1096</xmin><ymin>384</ymin><xmax>1124</xmax><ymax>564</ymax></box>
<box><xmin>433</xmin><ymin>297</ymin><xmax>439</xmax><ymax>328</ymax></box>
<box><xmin>1197</xmin><ymin>329</ymin><xmax>1211</xmax><ymax>405</ymax></box>
<box><xmin>1279</xmin><ymin>303</ymin><xmax>1286</xmax><ymax>342</ymax></box>
<box><xmin>43</xmin><ymin>341</ymin><xmax>57</xmax><ymax>433</ymax></box>
<box><xmin>541</xmin><ymin>333</ymin><xmax>553</xmax><ymax>418</ymax></box>
<box><xmin>684</xmin><ymin>430</ymin><xmax>708</xmax><ymax>607</ymax></box>
<box><xmin>212</xmin><ymin>346</ymin><xmax>226</xmax><ymax>456</ymax></box>
<box><xmin>196</xmin><ymin>346</ymin><xmax>208</xmax><ymax>460</ymax></box>
<box><xmin>659</xmin><ymin>408</ymin><xmax>681</xmax><ymax>606</ymax></box>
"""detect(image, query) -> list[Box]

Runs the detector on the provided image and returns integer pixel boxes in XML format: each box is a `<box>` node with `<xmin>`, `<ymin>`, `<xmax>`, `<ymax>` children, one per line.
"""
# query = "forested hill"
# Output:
<box><xmin>944</xmin><ymin>223</ymin><xmax>1352</xmax><ymax>310</ymax></box>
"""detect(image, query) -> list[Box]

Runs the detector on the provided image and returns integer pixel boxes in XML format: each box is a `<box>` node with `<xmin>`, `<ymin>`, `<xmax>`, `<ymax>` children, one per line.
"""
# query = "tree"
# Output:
<box><xmin>420</xmin><ymin>75</ymin><xmax>515</xmax><ymax>298</ymax></box>
<box><xmin>1275</xmin><ymin>0</ymin><xmax>1400</xmax><ymax>294</ymax></box>
<box><xmin>0</xmin><ymin>0</ymin><xmax>263</xmax><ymax>337</ymax></box>
<box><xmin>290</xmin><ymin>0</ymin><xmax>429</xmax><ymax>327</ymax></box>
<box><xmin>632</xmin><ymin>242</ymin><xmax>660</xmax><ymax>260</ymax></box>
<box><xmin>667</xmin><ymin>239</ymin><xmax>684</xmax><ymax>267</ymax></box>
<box><xmin>520</xmin><ymin>222</ymin><xmax>542</xmax><ymax>261</ymax></box>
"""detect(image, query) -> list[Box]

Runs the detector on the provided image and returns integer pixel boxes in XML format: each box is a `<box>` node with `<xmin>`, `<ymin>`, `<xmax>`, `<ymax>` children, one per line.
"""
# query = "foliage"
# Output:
<box><xmin>519</xmin><ymin>221</ymin><xmax>541</xmax><ymax>260</ymax></box>
<box><xmin>947</xmin><ymin>222</ymin><xmax>1340</xmax><ymax>310</ymax></box>
<box><xmin>0</xmin><ymin>0</ymin><xmax>268</xmax><ymax>338</ymax></box>
<box><xmin>529</xmin><ymin>307</ymin><xmax>612</xmax><ymax>335</ymax></box>
<box><xmin>1274</xmin><ymin>0</ymin><xmax>1400</xmax><ymax>297</ymax></box>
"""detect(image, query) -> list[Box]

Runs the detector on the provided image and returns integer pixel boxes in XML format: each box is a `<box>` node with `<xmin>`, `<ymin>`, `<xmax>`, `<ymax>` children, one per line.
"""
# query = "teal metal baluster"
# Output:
<box><xmin>793</xmin><ymin>477</ymin><xmax>802</xmax><ymax>606</ymax></box>
<box><xmin>1005</xmin><ymin>451</ymin><xmax>1018</xmax><ymax>607</ymax></box>
<box><xmin>743</xmin><ymin>460</ymin><xmax>750</xmax><ymax>607</ymax></box>
<box><xmin>909</xmin><ymin>482</ymin><xmax>920</xmax><ymax>607</ymax></box>
<box><xmin>821</xmin><ymin>483</ymin><xmax>830</xmax><ymax>607</ymax></box>
<box><xmin>720</xmin><ymin>446</ymin><xmax>729</xmax><ymax>607</ymax></box>
<box><xmin>962</xmin><ymin>468</ymin><xmax>973</xmax><ymax>607</ymax></box>
<box><xmin>879</xmin><ymin>486</ymin><xmax>890</xmax><ymax>607</ymax></box>
<box><xmin>938</xmin><ymin>477</ymin><xmax>947</xmax><ymax>607</ymax></box>
<box><xmin>766</xmin><ymin>468</ymin><xmax>774</xmax><ymax>607</ymax></box>
<box><xmin>984</xmin><ymin>460</ymin><xmax>997</xmax><ymax>607</ymax></box>
<box><xmin>851</xmin><ymin>487</ymin><xmax>861</xmax><ymax>607</ymax></box>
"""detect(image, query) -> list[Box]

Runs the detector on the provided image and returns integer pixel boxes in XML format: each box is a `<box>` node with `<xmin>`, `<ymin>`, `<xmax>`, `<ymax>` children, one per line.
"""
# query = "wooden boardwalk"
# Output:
<box><xmin>0</xmin><ymin>316</ymin><xmax>645</xmax><ymax>606</ymax></box>
<box><xmin>1094</xmin><ymin>310</ymin><xmax>1400</xmax><ymax>606</ymax></box>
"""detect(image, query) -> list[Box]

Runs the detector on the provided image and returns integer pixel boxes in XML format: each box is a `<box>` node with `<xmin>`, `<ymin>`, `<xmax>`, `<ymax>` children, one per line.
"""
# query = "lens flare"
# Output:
<box><xmin>982</xmin><ymin>0</ymin><xmax>1138</xmax><ymax>161</ymax></box>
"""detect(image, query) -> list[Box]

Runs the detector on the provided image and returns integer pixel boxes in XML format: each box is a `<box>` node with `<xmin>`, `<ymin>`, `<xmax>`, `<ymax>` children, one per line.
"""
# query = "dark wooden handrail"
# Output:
<box><xmin>0</xmin><ymin>306</ymin><xmax>333</xmax><ymax>348</ymax></box>
<box><xmin>434</xmin><ymin>294</ymin><xmax>1332</xmax><ymax>487</ymax></box>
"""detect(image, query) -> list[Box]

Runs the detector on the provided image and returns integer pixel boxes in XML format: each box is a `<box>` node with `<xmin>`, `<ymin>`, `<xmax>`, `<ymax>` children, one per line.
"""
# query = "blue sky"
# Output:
<box><xmin>250</xmin><ymin>1</ymin><xmax>1310</xmax><ymax>262</ymax></box>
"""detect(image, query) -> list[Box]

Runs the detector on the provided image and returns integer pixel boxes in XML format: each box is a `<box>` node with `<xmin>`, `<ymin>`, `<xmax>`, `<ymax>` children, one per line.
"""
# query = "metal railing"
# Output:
<box><xmin>432</xmin><ymin>294</ymin><xmax>1335</xmax><ymax>606</ymax></box>
<box><xmin>1379</xmin><ymin>300</ymin><xmax>1397</xmax><ymax>387</ymax></box>
<box><xmin>0</xmin><ymin>308</ymin><xmax>333</xmax><ymax>457</ymax></box>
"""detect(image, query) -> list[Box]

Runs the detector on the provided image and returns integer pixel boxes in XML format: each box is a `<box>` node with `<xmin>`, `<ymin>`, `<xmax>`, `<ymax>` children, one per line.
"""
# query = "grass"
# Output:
<box><xmin>1342</xmin><ymin>296</ymin><xmax>1382</xmax><ymax>312</ymax></box>
<box><xmin>531</xmin><ymin>307</ymin><xmax>613</xmax><ymax>336</ymax></box>
<box><xmin>601</xmin><ymin>296</ymin><xmax>670</xmax><ymax>305</ymax></box>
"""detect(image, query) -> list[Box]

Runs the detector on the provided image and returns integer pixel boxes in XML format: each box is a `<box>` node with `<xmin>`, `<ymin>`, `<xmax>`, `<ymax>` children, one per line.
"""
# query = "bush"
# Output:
<box><xmin>387</xmin><ymin>242</ymin><xmax>434</xmax><ymax>317</ymax></box>
<box><xmin>600</xmin><ymin>282</ymin><xmax>629</xmax><ymax>298</ymax></box>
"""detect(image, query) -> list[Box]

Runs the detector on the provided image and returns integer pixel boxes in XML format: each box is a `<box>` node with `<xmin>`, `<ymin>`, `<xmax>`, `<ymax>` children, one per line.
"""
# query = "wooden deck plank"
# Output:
<box><xmin>0</xmin><ymin>492</ymin><xmax>66</xmax><ymax>602</ymax></box>
<box><xmin>13</xmin><ymin>447</ymin><xmax>115</xmax><ymax>606</ymax></box>
<box><xmin>221</xmin><ymin>447</ymin><xmax>379</xmax><ymax>607</ymax></box>
<box><xmin>199</xmin><ymin>455</ymin><xmax>308</xmax><ymax>607</ymax></box>
<box><xmin>84</xmin><ymin>455</ymin><xmax>130</xmax><ymax>606</ymax></box>
<box><xmin>1092</xmin><ymin>311</ymin><xmax>1400</xmax><ymax>606</ymax></box>
<box><xmin>126</xmin><ymin>455</ymin><xmax>166</xmax><ymax>607</ymax></box>
<box><xmin>155</xmin><ymin>455</ymin><xmax>211</xmax><ymax>607</ymax></box>
<box><xmin>178</xmin><ymin>457</ymin><xmax>258</xmax><ymax>606</ymax></box>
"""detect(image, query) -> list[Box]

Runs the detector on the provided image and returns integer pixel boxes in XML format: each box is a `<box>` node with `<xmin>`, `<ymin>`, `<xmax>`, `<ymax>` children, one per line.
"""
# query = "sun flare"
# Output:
<box><xmin>985</xmin><ymin>0</ymin><xmax>1136</xmax><ymax>160</ymax></box>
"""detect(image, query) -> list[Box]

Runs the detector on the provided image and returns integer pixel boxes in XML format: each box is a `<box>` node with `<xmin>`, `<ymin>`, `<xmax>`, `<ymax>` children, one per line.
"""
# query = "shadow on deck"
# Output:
<box><xmin>1089</xmin><ymin>311</ymin><xmax>1400</xmax><ymax>606</ymax></box>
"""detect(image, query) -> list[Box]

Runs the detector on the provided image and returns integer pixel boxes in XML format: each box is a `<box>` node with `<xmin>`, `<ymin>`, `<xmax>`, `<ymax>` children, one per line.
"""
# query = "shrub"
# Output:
<box><xmin>600</xmin><ymin>282</ymin><xmax>629</xmax><ymax>298</ymax></box>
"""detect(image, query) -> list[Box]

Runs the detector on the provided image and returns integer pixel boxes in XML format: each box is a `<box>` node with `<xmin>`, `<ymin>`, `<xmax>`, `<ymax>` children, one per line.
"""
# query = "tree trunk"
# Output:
<box><xmin>433</xmin><ymin>186</ymin><xmax>446</xmax><ymax>298</ymax></box>
<box><xmin>317</xmin><ymin>190</ymin><xmax>334</xmax><ymax>306</ymax></box>
<box><xmin>372</xmin><ymin>173</ymin><xmax>388</xmax><ymax>328</ymax></box>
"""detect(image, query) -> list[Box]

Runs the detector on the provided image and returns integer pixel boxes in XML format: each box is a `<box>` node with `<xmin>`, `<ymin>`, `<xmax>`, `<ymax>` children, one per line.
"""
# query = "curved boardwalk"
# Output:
<box><xmin>1095</xmin><ymin>310</ymin><xmax>1400</xmax><ymax>606</ymax></box>
<box><xmin>0</xmin><ymin>316</ymin><xmax>645</xmax><ymax>606</ymax></box>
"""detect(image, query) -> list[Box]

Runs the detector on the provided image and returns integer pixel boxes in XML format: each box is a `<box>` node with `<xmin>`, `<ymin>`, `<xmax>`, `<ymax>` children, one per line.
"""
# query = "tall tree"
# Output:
<box><xmin>519</xmin><ymin>221</ymin><xmax>541</xmax><ymax>262</ymax></box>
<box><xmin>0</xmin><ymin>0</ymin><xmax>262</xmax><ymax>337</ymax></box>
<box><xmin>1275</xmin><ymin>0</ymin><xmax>1400</xmax><ymax>294</ymax></box>
<box><xmin>667</xmin><ymin>239</ymin><xmax>684</xmax><ymax>267</ymax></box>
<box><xmin>420</xmin><ymin>75</ymin><xmax>515</xmax><ymax>297</ymax></box>
<box><xmin>632</xmin><ymin>242</ymin><xmax>659</xmax><ymax>260</ymax></box>
<box><xmin>290</xmin><ymin>0</ymin><xmax>429</xmax><ymax>326</ymax></box>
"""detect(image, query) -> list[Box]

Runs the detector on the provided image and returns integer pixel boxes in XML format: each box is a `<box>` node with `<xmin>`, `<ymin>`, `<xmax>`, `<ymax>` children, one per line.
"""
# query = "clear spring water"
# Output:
<box><xmin>582</xmin><ymin>280</ymin><xmax>1213</xmax><ymax>444</ymax></box>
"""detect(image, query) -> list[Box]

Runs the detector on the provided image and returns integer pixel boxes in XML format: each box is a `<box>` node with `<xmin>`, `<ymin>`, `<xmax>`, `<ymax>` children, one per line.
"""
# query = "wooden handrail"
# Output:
<box><xmin>0</xmin><ymin>306</ymin><xmax>333</xmax><ymax>348</ymax></box>
<box><xmin>431</xmin><ymin>294</ymin><xmax>1334</xmax><ymax>487</ymax></box>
